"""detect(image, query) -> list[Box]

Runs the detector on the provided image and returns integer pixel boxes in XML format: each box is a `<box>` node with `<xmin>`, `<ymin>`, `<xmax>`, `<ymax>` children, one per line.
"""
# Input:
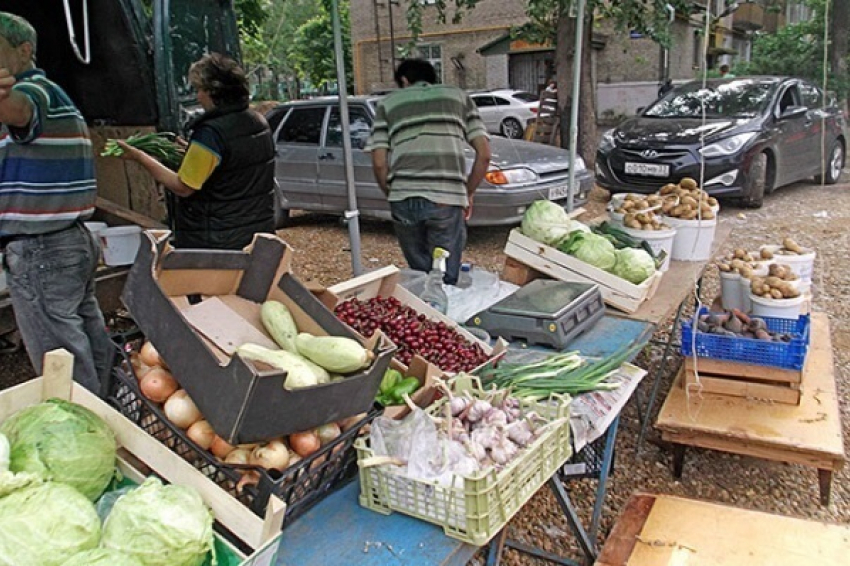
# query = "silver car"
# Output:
<box><xmin>266</xmin><ymin>96</ymin><xmax>593</xmax><ymax>227</ymax></box>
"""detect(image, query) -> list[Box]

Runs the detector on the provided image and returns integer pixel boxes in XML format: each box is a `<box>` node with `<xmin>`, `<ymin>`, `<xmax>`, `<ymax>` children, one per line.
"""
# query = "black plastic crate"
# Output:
<box><xmin>559</xmin><ymin>432</ymin><xmax>615</xmax><ymax>481</ymax></box>
<box><xmin>107</xmin><ymin>330</ymin><xmax>380</xmax><ymax>527</ymax></box>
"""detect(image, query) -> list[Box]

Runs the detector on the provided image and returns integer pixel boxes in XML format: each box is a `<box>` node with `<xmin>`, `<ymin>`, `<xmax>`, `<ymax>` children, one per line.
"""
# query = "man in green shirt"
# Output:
<box><xmin>367</xmin><ymin>59</ymin><xmax>491</xmax><ymax>284</ymax></box>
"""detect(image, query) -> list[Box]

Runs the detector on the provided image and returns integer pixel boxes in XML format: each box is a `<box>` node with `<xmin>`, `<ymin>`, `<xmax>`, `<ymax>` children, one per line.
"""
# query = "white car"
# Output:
<box><xmin>469</xmin><ymin>89</ymin><xmax>540</xmax><ymax>139</ymax></box>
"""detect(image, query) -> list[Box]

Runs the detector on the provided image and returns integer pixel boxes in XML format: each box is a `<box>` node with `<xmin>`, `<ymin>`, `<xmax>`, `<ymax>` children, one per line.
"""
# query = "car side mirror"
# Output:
<box><xmin>779</xmin><ymin>105</ymin><xmax>807</xmax><ymax>120</ymax></box>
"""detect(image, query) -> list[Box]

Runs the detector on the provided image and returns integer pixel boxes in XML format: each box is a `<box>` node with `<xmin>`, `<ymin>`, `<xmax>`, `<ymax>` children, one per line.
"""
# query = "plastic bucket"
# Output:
<box><xmin>84</xmin><ymin>221</ymin><xmax>108</xmax><ymax>236</ymax></box>
<box><xmin>749</xmin><ymin>293</ymin><xmax>806</xmax><ymax>319</ymax></box>
<box><xmin>99</xmin><ymin>226</ymin><xmax>142</xmax><ymax>266</ymax></box>
<box><xmin>620</xmin><ymin>225</ymin><xmax>676</xmax><ymax>271</ymax></box>
<box><xmin>664</xmin><ymin>216</ymin><xmax>717</xmax><ymax>262</ymax></box>
<box><xmin>720</xmin><ymin>271</ymin><xmax>743</xmax><ymax>311</ymax></box>
<box><xmin>759</xmin><ymin>245</ymin><xmax>816</xmax><ymax>284</ymax></box>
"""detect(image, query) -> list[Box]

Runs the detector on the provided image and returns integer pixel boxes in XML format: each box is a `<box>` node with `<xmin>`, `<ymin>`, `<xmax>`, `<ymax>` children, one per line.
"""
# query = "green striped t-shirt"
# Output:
<box><xmin>366</xmin><ymin>83</ymin><xmax>488</xmax><ymax>207</ymax></box>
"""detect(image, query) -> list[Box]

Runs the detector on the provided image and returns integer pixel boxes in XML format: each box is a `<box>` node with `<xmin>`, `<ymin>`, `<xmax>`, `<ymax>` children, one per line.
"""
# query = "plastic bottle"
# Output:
<box><xmin>457</xmin><ymin>262</ymin><xmax>473</xmax><ymax>289</ymax></box>
<box><xmin>420</xmin><ymin>247</ymin><xmax>449</xmax><ymax>314</ymax></box>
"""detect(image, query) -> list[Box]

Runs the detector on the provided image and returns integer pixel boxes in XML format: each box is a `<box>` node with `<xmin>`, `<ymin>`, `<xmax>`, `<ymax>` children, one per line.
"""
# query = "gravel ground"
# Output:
<box><xmin>0</xmin><ymin>176</ymin><xmax>846</xmax><ymax>564</ymax></box>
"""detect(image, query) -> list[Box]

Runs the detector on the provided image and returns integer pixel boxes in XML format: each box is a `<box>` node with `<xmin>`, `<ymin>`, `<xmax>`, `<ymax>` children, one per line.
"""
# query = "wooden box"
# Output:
<box><xmin>683</xmin><ymin>356</ymin><xmax>802</xmax><ymax>405</ymax></box>
<box><xmin>503</xmin><ymin>229</ymin><xmax>663</xmax><ymax>314</ymax></box>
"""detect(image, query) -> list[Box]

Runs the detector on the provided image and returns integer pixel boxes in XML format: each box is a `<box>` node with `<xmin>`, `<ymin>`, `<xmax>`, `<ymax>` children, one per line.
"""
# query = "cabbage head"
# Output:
<box><xmin>612</xmin><ymin>248</ymin><xmax>657</xmax><ymax>284</ymax></box>
<box><xmin>0</xmin><ymin>482</ymin><xmax>101</xmax><ymax>566</ymax></box>
<box><xmin>0</xmin><ymin>433</ymin><xmax>8</xmax><ymax>472</ymax></box>
<box><xmin>61</xmin><ymin>549</ymin><xmax>144</xmax><ymax>566</ymax></box>
<box><xmin>0</xmin><ymin>399</ymin><xmax>116</xmax><ymax>501</ymax></box>
<box><xmin>521</xmin><ymin>200</ymin><xmax>573</xmax><ymax>245</ymax></box>
<box><xmin>558</xmin><ymin>232</ymin><xmax>617</xmax><ymax>272</ymax></box>
<box><xmin>101</xmin><ymin>477</ymin><xmax>215</xmax><ymax>566</ymax></box>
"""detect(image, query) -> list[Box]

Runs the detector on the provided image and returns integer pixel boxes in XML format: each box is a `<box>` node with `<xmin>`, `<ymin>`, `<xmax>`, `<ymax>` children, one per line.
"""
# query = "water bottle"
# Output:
<box><xmin>457</xmin><ymin>262</ymin><xmax>473</xmax><ymax>289</ymax></box>
<box><xmin>420</xmin><ymin>247</ymin><xmax>449</xmax><ymax>314</ymax></box>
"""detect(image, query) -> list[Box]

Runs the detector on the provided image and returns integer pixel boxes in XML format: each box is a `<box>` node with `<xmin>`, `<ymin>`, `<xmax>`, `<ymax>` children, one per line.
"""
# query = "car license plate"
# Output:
<box><xmin>624</xmin><ymin>162</ymin><xmax>669</xmax><ymax>177</ymax></box>
<box><xmin>548</xmin><ymin>185</ymin><xmax>571</xmax><ymax>200</ymax></box>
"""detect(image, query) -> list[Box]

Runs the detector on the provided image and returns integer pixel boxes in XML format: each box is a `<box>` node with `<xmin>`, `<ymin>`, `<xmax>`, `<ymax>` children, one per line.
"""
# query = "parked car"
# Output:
<box><xmin>469</xmin><ymin>89</ymin><xmax>540</xmax><ymax>139</ymax></box>
<box><xmin>595</xmin><ymin>76</ymin><xmax>847</xmax><ymax>208</ymax></box>
<box><xmin>265</xmin><ymin>96</ymin><xmax>593</xmax><ymax>227</ymax></box>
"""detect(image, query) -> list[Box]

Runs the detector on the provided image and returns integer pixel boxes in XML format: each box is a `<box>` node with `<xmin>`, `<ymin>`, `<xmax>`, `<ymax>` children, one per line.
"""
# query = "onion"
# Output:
<box><xmin>140</xmin><ymin>368</ymin><xmax>178</xmax><ymax>402</ymax></box>
<box><xmin>338</xmin><ymin>413</ymin><xmax>366</xmax><ymax>432</ymax></box>
<box><xmin>316</xmin><ymin>423</ymin><xmax>341</xmax><ymax>446</ymax></box>
<box><xmin>289</xmin><ymin>431</ymin><xmax>321</xmax><ymax>457</ymax></box>
<box><xmin>236</xmin><ymin>470</ymin><xmax>260</xmax><ymax>493</ymax></box>
<box><xmin>210</xmin><ymin>435</ymin><xmax>235</xmax><ymax>459</ymax></box>
<box><xmin>129</xmin><ymin>352</ymin><xmax>152</xmax><ymax>380</ymax></box>
<box><xmin>163</xmin><ymin>389</ymin><xmax>202</xmax><ymax>429</ymax></box>
<box><xmin>223</xmin><ymin>447</ymin><xmax>251</xmax><ymax>466</ymax></box>
<box><xmin>140</xmin><ymin>341</ymin><xmax>165</xmax><ymax>368</ymax></box>
<box><xmin>287</xmin><ymin>450</ymin><xmax>302</xmax><ymax>468</ymax></box>
<box><xmin>249</xmin><ymin>439</ymin><xmax>290</xmax><ymax>471</ymax></box>
<box><xmin>186</xmin><ymin>419</ymin><xmax>216</xmax><ymax>450</ymax></box>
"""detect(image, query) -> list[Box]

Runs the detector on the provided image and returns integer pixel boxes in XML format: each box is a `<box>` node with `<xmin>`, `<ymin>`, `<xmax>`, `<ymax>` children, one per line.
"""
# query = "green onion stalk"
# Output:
<box><xmin>101</xmin><ymin>132</ymin><xmax>185</xmax><ymax>171</ymax></box>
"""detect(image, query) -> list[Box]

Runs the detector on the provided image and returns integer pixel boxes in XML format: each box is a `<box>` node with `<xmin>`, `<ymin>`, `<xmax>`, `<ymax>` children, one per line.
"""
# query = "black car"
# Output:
<box><xmin>595</xmin><ymin>77</ymin><xmax>847</xmax><ymax>207</ymax></box>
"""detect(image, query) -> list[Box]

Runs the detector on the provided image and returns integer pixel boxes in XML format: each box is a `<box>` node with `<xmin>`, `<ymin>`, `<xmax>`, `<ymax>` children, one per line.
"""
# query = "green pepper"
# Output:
<box><xmin>388</xmin><ymin>377</ymin><xmax>421</xmax><ymax>403</ymax></box>
<box><xmin>379</xmin><ymin>369</ymin><xmax>403</xmax><ymax>395</ymax></box>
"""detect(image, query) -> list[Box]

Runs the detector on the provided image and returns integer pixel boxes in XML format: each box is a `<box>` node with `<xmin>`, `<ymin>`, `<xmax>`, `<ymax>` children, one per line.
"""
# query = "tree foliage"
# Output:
<box><xmin>290</xmin><ymin>0</ymin><xmax>353</xmax><ymax>90</ymax></box>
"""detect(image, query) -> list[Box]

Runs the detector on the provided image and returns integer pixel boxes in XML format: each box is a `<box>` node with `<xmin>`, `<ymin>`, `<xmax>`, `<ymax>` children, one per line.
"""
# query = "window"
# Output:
<box><xmin>799</xmin><ymin>83</ymin><xmax>823</xmax><ymax>109</ymax></box>
<box><xmin>471</xmin><ymin>95</ymin><xmax>496</xmax><ymax>107</ymax></box>
<box><xmin>493</xmin><ymin>96</ymin><xmax>511</xmax><ymax>106</ymax></box>
<box><xmin>326</xmin><ymin>106</ymin><xmax>372</xmax><ymax>149</ymax></box>
<box><xmin>277</xmin><ymin>107</ymin><xmax>326</xmax><ymax>145</ymax></box>
<box><xmin>415</xmin><ymin>44</ymin><xmax>443</xmax><ymax>83</ymax></box>
<box><xmin>512</xmin><ymin>91</ymin><xmax>539</xmax><ymax>103</ymax></box>
<box><xmin>777</xmin><ymin>85</ymin><xmax>801</xmax><ymax>114</ymax></box>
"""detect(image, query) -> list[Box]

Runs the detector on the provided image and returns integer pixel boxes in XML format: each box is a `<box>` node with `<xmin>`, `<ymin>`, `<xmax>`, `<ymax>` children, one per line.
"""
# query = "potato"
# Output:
<box><xmin>621</xmin><ymin>200</ymin><xmax>636</xmax><ymax>210</ymax></box>
<box><xmin>729</xmin><ymin>258</ymin><xmax>745</xmax><ymax>270</ymax></box>
<box><xmin>669</xmin><ymin>204</ymin><xmax>685</xmax><ymax>217</ymax></box>
<box><xmin>707</xmin><ymin>196</ymin><xmax>719</xmax><ymax>207</ymax></box>
<box><xmin>625</xmin><ymin>217</ymin><xmax>642</xmax><ymax>229</ymax></box>
<box><xmin>776</xmin><ymin>281</ymin><xmax>800</xmax><ymax>298</ymax></box>
<box><xmin>679</xmin><ymin>177</ymin><xmax>698</xmax><ymax>190</ymax></box>
<box><xmin>661</xmin><ymin>201</ymin><xmax>676</xmax><ymax>213</ymax></box>
<box><xmin>739</xmin><ymin>265</ymin><xmax>754</xmax><ymax>278</ymax></box>
<box><xmin>624</xmin><ymin>193</ymin><xmax>640</xmax><ymax>201</ymax></box>
<box><xmin>769</xmin><ymin>288</ymin><xmax>784</xmax><ymax>300</ymax></box>
<box><xmin>782</xmin><ymin>237</ymin><xmax>803</xmax><ymax>254</ymax></box>
<box><xmin>634</xmin><ymin>200</ymin><xmax>649</xmax><ymax>210</ymax></box>
<box><xmin>733</xmin><ymin>248</ymin><xmax>748</xmax><ymax>259</ymax></box>
<box><xmin>659</xmin><ymin>183</ymin><xmax>678</xmax><ymax>195</ymax></box>
<box><xmin>680</xmin><ymin>195</ymin><xmax>698</xmax><ymax>208</ymax></box>
<box><xmin>764</xmin><ymin>276</ymin><xmax>782</xmax><ymax>288</ymax></box>
<box><xmin>760</xmin><ymin>248</ymin><xmax>774</xmax><ymax>260</ymax></box>
<box><xmin>717</xmin><ymin>262</ymin><xmax>732</xmax><ymax>272</ymax></box>
<box><xmin>642</xmin><ymin>222</ymin><xmax>655</xmax><ymax>231</ymax></box>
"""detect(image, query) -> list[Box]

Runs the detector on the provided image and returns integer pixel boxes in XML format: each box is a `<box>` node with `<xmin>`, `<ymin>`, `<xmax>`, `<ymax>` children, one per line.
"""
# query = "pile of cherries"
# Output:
<box><xmin>333</xmin><ymin>296</ymin><xmax>489</xmax><ymax>372</ymax></box>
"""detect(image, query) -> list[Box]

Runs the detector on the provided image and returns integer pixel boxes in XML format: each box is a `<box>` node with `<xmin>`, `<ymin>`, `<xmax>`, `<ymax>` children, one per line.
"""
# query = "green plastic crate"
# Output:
<box><xmin>357</xmin><ymin>378</ymin><xmax>572</xmax><ymax>546</ymax></box>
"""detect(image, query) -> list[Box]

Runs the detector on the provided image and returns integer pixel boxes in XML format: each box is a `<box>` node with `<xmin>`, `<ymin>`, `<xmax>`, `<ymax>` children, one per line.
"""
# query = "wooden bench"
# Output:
<box><xmin>596</xmin><ymin>492</ymin><xmax>850</xmax><ymax>566</ymax></box>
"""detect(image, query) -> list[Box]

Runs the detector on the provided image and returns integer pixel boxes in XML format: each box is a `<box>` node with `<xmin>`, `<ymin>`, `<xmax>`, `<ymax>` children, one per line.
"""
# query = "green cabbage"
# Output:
<box><xmin>557</xmin><ymin>231</ymin><xmax>617</xmax><ymax>272</ymax></box>
<box><xmin>101</xmin><ymin>477</ymin><xmax>215</xmax><ymax>566</ymax></box>
<box><xmin>611</xmin><ymin>248</ymin><xmax>657</xmax><ymax>284</ymax></box>
<box><xmin>0</xmin><ymin>399</ymin><xmax>116</xmax><ymax>501</ymax></box>
<box><xmin>0</xmin><ymin>482</ymin><xmax>101</xmax><ymax>566</ymax></box>
<box><xmin>0</xmin><ymin>433</ymin><xmax>8</xmax><ymax>472</ymax></box>
<box><xmin>521</xmin><ymin>200</ymin><xmax>574</xmax><ymax>245</ymax></box>
<box><xmin>61</xmin><ymin>549</ymin><xmax>144</xmax><ymax>566</ymax></box>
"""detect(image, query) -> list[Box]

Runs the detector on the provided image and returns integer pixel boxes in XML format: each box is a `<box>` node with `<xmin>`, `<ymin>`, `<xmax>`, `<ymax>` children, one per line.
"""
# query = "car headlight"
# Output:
<box><xmin>598</xmin><ymin>129</ymin><xmax>616</xmax><ymax>153</ymax></box>
<box><xmin>699</xmin><ymin>132</ymin><xmax>757</xmax><ymax>158</ymax></box>
<box><xmin>485</xmin><ymin>168</ymin><xmax>538</xmax><ymax>185</ymax></box>
<box><xmin>572</xmin><ymin>155</ymin><xmax>586</xmax><ymax>171</ymax></box>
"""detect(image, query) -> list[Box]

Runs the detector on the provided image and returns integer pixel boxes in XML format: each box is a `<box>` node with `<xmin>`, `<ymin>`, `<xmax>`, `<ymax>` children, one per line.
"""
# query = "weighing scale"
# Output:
<box><xmin>466</xmin><ymin>279</ymin><xmax>605</xmax><ymax>349</ymax></box>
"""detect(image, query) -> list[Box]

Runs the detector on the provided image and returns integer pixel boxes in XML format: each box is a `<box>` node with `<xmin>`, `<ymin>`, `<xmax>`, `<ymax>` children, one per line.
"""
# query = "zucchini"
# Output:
<box><xmin>236</xmin><ymin>343</ymin><xmax>329</xmax><ymax>389</ymax></box>
<box><xmin>295</xmin><ymin>333</ymin><xmax>373</xmax><ymax>374</ymax></box>
<box><xmin>261</xmin><ymin>300</ymin><xmax>299</xmax><ymax>352</ymax></box>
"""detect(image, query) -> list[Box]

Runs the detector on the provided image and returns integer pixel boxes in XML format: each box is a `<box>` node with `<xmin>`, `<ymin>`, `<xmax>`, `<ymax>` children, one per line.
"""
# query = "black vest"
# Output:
<box><xmin>174</xmin><ymin>103</ymin><xmax>275</xmax><ymax>250</ymax></box>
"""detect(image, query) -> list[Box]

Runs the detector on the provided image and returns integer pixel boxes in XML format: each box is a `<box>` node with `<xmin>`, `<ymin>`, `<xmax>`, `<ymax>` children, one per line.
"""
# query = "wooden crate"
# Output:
<box><xmin>683</xmin><ymin>356</ymin><xmax>802</xmax><ymax>405</ymax></box>
<box><xmin>0</xmin><ymin>349</ymin><xmax>284</xmax><ymax>554</ymax></box>
<box><xmin>503</xmin><ymin>229</ymin><xmax>663</xmax><ymax>313</ymax></box>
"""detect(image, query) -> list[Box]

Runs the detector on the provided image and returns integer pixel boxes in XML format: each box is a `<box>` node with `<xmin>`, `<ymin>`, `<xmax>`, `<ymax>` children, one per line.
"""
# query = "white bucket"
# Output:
<box><xmin>84</xmin><ymin>221</ymin><xmax>108</xmax><ymax>236</ymax></box>
<box><xmin>749</xmin><ymin>293</ymin><xmax>806</xmax><ymax>319</ymax></box>
<box><xmin>664</xmin><ymin>216</ymin><xmax>717</xmax><ymax>262</ymax></box>
<box><xmin>99</xmin><ymin>225</ymin><xmax>142</xmax><ymax>266</ymax></box>
<box><xmin>620</xmin><ymin>225</ymin><xmax>677</xmax><ymax>271</ymax></box>
<box><xmin>720</xmin><ymin>271</ymin><xmax>743</xmax><ymax>311</ymax></box>
<box><xmin>759</xmin><ymin>245</ymin><xmax>816</xmax><ymax>284</ymax></box>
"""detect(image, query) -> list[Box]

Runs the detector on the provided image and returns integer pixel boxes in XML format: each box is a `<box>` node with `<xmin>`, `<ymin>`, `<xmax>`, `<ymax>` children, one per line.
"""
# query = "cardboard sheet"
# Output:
<box><xmin>181</xmin><ymin>296</ymin><xmax>279</xmax><ymax>355</ymax></box>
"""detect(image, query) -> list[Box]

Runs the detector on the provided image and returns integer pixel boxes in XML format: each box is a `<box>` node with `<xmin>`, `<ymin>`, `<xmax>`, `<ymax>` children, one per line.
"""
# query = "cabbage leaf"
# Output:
<box><xmin>611</xmin><ymin>248</ymin><xmax>657</xmax><ymax>284</ymax></box>
<box><xmin>61</xmin><ymin>549</ymin><xmax>144</xmax><ymax>566</ymax></box>
<box><xmin>557</xmin><ymin>232</ymin><xmax>618</xmax><ymax>272</ymax></box>
<box><xmin>521</xmin><ymin>200</ymin><xmax>574</xmax><ymax>245</ymax></box>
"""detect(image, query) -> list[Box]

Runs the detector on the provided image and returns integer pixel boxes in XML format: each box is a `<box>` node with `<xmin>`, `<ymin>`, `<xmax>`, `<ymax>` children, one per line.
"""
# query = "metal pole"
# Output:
<box><xmin>331</xmin><ymin>0</ymin><xmax>364</xmax><ymax>276</ymax></box>
<box><xmin>566</xmin><ymin>0</ymin><xmax>586</xmax><ymax>213</ymax></box>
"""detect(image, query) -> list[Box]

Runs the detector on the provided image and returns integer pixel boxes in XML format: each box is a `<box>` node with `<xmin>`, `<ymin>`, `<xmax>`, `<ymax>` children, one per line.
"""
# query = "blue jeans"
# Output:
<box><xmin>390</xmin><ymin>198</ymin><xmax>466</xmax><ymax>285</ymax></box>
<box><xmin>3</xmin><ymin>222</ymin><xmax>112</xmax><ymax>394</ymax></box>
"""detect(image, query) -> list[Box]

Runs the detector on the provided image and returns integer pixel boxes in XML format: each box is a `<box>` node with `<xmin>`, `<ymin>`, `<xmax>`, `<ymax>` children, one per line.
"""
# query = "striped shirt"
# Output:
<box><xmin>366</xmin><ymin>82</ymin><xmax>488</xmax><ymax>207</ymax></box>
<box><xmin>0</xmin><ymin>69</ymin><xmax>96</xmax><ymax>235</ymax></box>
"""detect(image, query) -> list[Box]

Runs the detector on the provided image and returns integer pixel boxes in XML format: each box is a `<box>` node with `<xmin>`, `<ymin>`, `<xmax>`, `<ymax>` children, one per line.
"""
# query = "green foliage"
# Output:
<box><xmin>289</xmin><ymin>0</ymin><xmax>353</xmax><ymax>91</ymax></box>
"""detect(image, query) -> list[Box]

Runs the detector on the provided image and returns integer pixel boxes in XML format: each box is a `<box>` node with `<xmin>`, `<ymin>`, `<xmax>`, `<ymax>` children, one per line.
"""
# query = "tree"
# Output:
<box><xmin>403</xmin><ymin>0</ymin><xmax>696</xmax><ymax>167</ymax></box>
<box><xmin>289</xmin><ymin>0</ymin><xmax>353</xmax><ymax>92</ymax></box>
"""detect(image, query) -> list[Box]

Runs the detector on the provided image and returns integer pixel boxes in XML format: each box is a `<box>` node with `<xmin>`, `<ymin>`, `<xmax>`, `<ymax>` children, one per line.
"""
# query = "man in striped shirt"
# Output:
<box><xmin>0</xmin><ymin>12</ymin><xmax>110</xmax><ymax>394</ymax></box>
<box><xmin>367</xmin><ymin>59</ymin><xmax>491</xmax><ymax>284</ymax></box>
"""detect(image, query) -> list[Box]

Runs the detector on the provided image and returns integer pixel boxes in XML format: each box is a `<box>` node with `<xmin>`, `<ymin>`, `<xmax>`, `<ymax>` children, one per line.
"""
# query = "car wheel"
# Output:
<box><xmin>814</xmin><ymin>140</ymin><xmax>844</xmax><ymax>185</ymax></box>
<box><xmin>501</xmin><ymin>118</ymin><xmax>524</xmax><ymax>139</ymax></box>
<box><xmin>742</xmin><ymin>152</ymin><xmax>768</xmax><ymax>209</ymax></box>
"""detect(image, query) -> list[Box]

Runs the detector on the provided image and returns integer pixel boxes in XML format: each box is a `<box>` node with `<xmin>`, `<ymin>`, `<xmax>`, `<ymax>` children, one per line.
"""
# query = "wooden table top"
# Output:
<box><xmin>595</xmin><ymin>492</ymin><xmax>850</xmax><ymax>566</ymax></box>
<box><xmin>655</xmin><ymin>312</ymin><xmax>845</xmax><ymax>470</ymax></box>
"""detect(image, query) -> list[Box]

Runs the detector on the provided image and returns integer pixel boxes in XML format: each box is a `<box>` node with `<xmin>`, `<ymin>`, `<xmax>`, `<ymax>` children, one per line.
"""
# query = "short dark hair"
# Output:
<box><xmin>188</xmin><ymin>53</ymin><xmax>249</xmax><ymax>106</ymax></box>
<box><xmin>394</xmin><ymin>59</ymin><xmax>437</xmax><ymax>88</ymax></box>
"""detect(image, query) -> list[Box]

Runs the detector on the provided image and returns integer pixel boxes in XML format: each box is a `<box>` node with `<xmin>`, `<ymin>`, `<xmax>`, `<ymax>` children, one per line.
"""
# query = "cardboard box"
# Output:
<box><xmin>1</xmin><ymin>349</ymin><xmax>283</xmax><ymax>553</ymax></box>
<box><xmin>503</xmin><ymin>228</ymin><xmax>663</xmax><ymax>314</ymax></box>
<box><xmin>381</xmin><ymin>355</ymin><xmax>444</xmax><ymax>420</ymax></box>
<box><xmin>122</xmin><ymin>231</ymin><xmax>395</xmax><ymax>444</ymax></box>
<box><xmin>318</xmin><ymin>265</ymin><xmax>508</xmax><ymax>371</ymax></box>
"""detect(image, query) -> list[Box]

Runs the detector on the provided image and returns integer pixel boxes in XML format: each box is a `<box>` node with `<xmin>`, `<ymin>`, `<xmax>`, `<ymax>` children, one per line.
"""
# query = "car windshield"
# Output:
<box><xmin>512</xmin><ymin>91</ymin><xmax>539</xmax><ymax>103</ymax></box>
<box><xmin>644</xmin><ymin>80</ymin><xmax>776</xmax><ymax>119</ymax></box>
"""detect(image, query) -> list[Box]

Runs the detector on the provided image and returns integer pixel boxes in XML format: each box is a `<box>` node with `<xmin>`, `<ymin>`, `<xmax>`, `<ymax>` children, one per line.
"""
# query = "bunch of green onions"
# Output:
<box><xmin>477</xmin><ymin>342</ymin><xmax>643</xmax><ymax>399</ymax></box>
<box><xmin>101</xmin><ymin>132</ymin><xmax>185</xmax><ymax>171</ymax></box>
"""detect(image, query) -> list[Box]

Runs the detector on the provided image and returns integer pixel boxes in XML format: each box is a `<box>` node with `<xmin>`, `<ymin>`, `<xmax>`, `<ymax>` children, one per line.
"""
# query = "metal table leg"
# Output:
<box><xmin>589</xmin><ymin>415</ymin><xmax>620</xmax><ymax>542</ymax></box>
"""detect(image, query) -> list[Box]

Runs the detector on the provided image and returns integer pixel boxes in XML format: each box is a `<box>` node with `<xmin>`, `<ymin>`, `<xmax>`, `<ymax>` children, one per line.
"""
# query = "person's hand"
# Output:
<box><xmin>464</xmin><ymin>194</ymin><xmax>474</xmax><ymax>221</ymax></box>
<box><xmin>174</xmin><ymin>136</ymin><xmax>188</xmax><ymax>151</ymax></box>
<box><xmin>0</xmin><ymin>68</ymin><xmax>16</xmax><ymax>101</ymax></box>
<box><xmin>115</xmin><ymin>140</ymin><xmax>144</xmax><ymax>162</ymax></box>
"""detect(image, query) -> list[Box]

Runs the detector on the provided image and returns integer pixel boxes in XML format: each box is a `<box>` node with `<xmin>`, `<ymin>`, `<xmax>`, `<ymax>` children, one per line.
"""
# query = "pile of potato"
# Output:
<box><xmin>612</xmin><ymin>193</ymin><xmax>665</xmax><ymax>213</ymax></box>
<box><xmin>716</xmin><ymin>248</ymin><xmax>757</xmax><ymax>274</ymax></box>
<box><xmin>750</xmin><ymin>263</ymin><xmax>801</xmax><ymax>299</ymax></box>
<box><xmin>623</xmin><ymin>209</ymin><xmax>671</xmax><ymax>231</ymax></box>
<box><xmin>658</xmin><ymin>177</ymin><xmax>719</xmax><ymax>220</ymax></box>
<box><xmin>761</xmin><ymin>237</ymin><xmax>807</xmax><ymax>257</ymax></box>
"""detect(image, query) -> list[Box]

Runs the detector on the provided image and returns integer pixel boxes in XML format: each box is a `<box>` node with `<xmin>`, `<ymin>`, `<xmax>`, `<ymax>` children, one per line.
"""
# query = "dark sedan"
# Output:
<box><xmin>595</xmin><ymin>77</ymin><xmax>847</xmax><ymax>207</ymax></box>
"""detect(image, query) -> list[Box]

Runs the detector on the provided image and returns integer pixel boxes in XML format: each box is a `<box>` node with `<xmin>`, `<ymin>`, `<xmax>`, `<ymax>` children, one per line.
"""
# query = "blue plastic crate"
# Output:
<box><xmin>681</xmin><ymin>308</ymin><xmax>809</xmax><ymax>370</ymax></box>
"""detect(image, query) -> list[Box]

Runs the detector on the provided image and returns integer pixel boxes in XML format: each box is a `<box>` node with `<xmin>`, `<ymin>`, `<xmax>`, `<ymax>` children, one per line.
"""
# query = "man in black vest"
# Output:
<box><xmin>115</xmin><ymin>53</ymin><xmax>275</xmax><ymax>249</ymax></box>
